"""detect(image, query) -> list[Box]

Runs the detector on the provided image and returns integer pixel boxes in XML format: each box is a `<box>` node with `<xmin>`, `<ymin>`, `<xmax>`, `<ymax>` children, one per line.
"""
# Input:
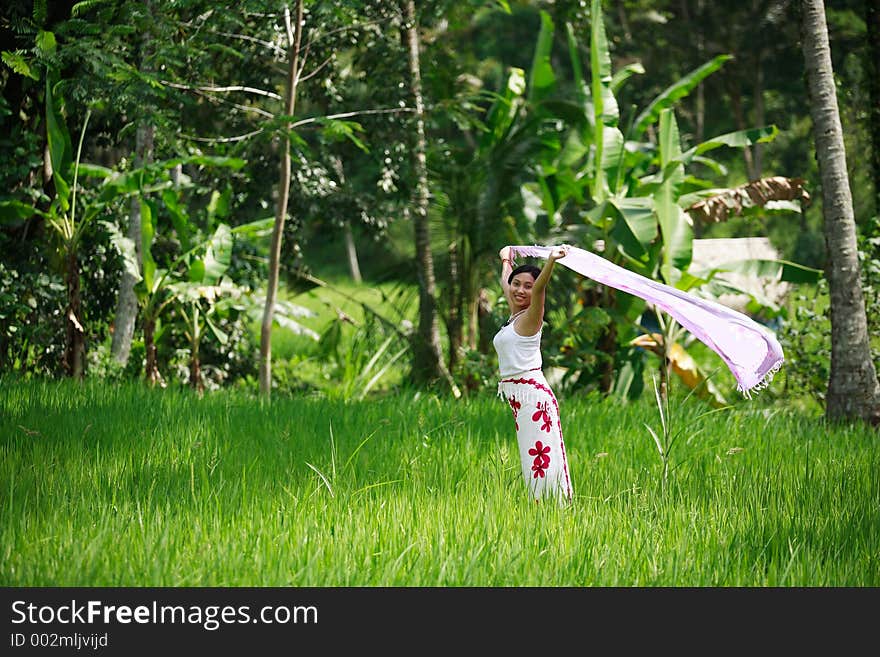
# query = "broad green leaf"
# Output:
<box><xmin>558</xmin><ymin>127</ymin><xmax>590</xmax><ymax>169</ymax></box>
<box><xmin>36</xmin><ymin>30</ymin><xmax>57</xmax><ymax>55</ymax></box>
<box><xmin>675</xmin><ymin>269</ymin><xmax>713</xmax><ymax>292</ymax></box>
<box><xmin>601</xmin><ymin>125</ymin><xmax>625</xmax><ymax>193</ymax></box>
<box><xmin>612</xmin><ymin>351</ymin><xmax>645</xmax><ymax>402</ymax></box>
<box><xmin>611</xmin><ymin>213</ymin><xmax>649</xmax><ymax>262</ymax></box>
<box><xmin>689</xmin><ymin>155</ymin><xmax>727</xmax><ymax>177</ymax></box>
<box><xmin>658</xmin><ymin>108</ymin><xmax>683</xmax><ymax>168</ymax></box>
<box><xmin>0</xmin><ymin>200</ymin><xmax>38</xmax><ymax>225</ymax></box>
<box><xmin>535</xmin><ymin>176</ymin><xmax>558</xmax><ymax>221</ymax></box>
<box><xmin>188</xmin><ymin>259</ymin><xmax>206</xmax><ymax>283</ymax></box>
<box><xmin>610</xmin><ymin>62</ymin><xmax>645</xmax><ymax>94</ymax></box>
<box><xmin>632</xmin><ymin>55</ymin><xmax>732</xmax><ymax>138</ymax></box>
<box><xmin>700</xmin><ymin>277</ymin><xmax>781</xmax><ymax>313</ymax></box>
<box><xmin>589</xmin><ymin>0</ymin><xmax>617</xmax><ymax>202</ymax></box>
<box><xmin>590</xmin><ymin>0</ymin><xmax>617</xmax><ymax>123</ymax></box>
<box><xmin>75</xmin><ymin>163</ymin><xmax>113</xmax><ymax>178</ymax></box>
<box><xmin>711</xmin><ymin>258</ymin><xmax>823</xmax><ymax>284</ymax></box>
<box><xmin>162</xmin><ymin>189</ymin><xmax>191</xmax><ymax>252</ymax></box>
<box><xmin>657</xmin><ymin>191</ymin><xmax>692</xmax><ymax>284</ymax></box>
<box><xmin>159</xmin><ymin>155</ymin><xmax>246</xmax><ymax>170</ymax></box>
<box><xmin>550</xmin><ymin>168</ymin><xmax>585</xmax><ymax>207</ymax></box>
<box><xmin>140</xmin><ymin>198</ymin><xmax>157</xmax><ymax>292</ymax></box>
<box><xmin>583</xmin><ymin>201</ymin><xmax>614</xmax><ymax>229</ymax></box>
<box><xmin>206</xmin><ymin>188</ymin><xmax>231</xmax><ymax>223</ymax></box>
<box><xmin>481</xmin><ymin>67</ymin><xmax>525</xmax><ymax>150</ymax></box>
<box><xmin>590</xmin><ymin>0</ymin><xmax>613</xmax><ymax>96</ymax></box>
<box><xmin>565</xmin><ymin>23</ymin><xmax>588</xmax><ymax>108</ymax></box>
<box><xmin>45</xmin><ymin>77</ymin><xmax>72</xmax><ymax>210</ymax></box>
<box><xmin>609</xmin><ymin>196</ymin><xmax>657</xmax><ymax>251</ymax></box>
<box><xmin>201</xmin><ymin>224</ymin><xmax>232</xmax><ymax>285</ymax></box>
<box><xmin>654</xmin><ymin>109</ymin><xmax>692</xmax><ymax>283</ymax></box>
<box><xmin>231</xmin><ymin>216</ymin><xmax>275</xmax><ymax>239</ymax></box>
<box><xmin>674</xmin><ymin>126</ymin><xmax>779</xmax><ymax>171</ymax></box>
<box><xmin>527</xmin><ymin>11</ymin><xmax>556</xmax><ymax>105</ymax></box>
<box><xmin>204</xmin><ymin>313</ymin><xmax>228</xmax><ymax>345</ymax></box>
<box><xmin>99</xmin><ymin>170</ymin><xmax>143</xmax><ymax>199</ymax></box>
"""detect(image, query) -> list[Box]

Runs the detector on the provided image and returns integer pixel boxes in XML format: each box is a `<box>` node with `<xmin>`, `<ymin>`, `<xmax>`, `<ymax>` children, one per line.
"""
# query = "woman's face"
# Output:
<box><xmin>509</xmin><ymin>272</ymin><xmax>536</xmax><ymax>311</ymax></box>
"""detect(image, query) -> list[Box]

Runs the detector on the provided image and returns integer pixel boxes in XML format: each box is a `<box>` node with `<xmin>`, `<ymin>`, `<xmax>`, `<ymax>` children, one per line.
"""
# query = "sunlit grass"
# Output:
<box><xmin>268</xmin><ymin>277</ymin><xmax>418</xmax><ymax>359</ymax></box>
<box><xmin>1</xmin><ymin>378</ymin><xmax>877</xmax><ymax>586</ymax></box>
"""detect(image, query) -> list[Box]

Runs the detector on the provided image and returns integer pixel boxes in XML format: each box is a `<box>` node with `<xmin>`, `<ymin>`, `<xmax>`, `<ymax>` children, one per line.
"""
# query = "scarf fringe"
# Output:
<box><xmin>737</xmin><ymin>358</ymin><xmax>784</xmax><ymax>399</ymax></box>
<box><xmin>497</xmin><ymin>377</ymin><xmax>555</xmax><ymax>409</ymax></box>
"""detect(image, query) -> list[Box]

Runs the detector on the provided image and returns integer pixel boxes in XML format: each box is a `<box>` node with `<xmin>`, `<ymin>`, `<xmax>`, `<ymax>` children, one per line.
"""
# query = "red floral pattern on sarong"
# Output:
<box><xmin>508</xmin><ymin>395</ymin><xmax>521</xmax><ymax>430</ymax></box>
<box><xmin>528</xmin><ymin>440</ymin><xmax>551</xmax><ymax>478</ymax></box>
<box><xmin>532</xmin><ymin>401</ymin><xmax>552</xmax><ymax>432</ymax></box>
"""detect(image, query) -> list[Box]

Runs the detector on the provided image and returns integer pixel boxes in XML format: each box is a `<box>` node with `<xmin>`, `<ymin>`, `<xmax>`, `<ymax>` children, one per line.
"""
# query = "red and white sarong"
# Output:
<box><xmin>498</xmin><ymin>370</ymin><xmax>573</xmax><ymax>503</ymax></box>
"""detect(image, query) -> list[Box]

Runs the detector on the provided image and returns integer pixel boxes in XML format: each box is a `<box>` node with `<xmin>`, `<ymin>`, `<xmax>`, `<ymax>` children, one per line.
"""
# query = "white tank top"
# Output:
<box><xmin>493</xmin><ymin>313</ymin><xmax>543</xmax><ymax>377</ymax></box>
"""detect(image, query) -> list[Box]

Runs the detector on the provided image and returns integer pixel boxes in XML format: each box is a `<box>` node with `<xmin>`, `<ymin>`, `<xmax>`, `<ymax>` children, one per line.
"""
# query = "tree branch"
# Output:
<box><xmin>290</xmin><ymin>106</ymin><xmax>416</xmax><ymax>129</ymax></box>
<box><xmin>180</xmin><ymin>129</ymin><xmax>263</xmax><ymax>144</ymax></box>
<box><xmin>298</xmin><ymin>54</ymin><xmax>333</xmax><ymax>83</ymax></box>
<box><xmin>160</xmin><ymin>80</ymin><xmax>282</xmax><ymax>100</ymax></box>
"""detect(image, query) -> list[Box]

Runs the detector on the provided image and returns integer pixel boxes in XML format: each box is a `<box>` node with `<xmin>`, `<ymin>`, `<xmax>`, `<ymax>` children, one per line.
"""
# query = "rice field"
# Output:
<box><xmin>1</xmin><ymin>377</ymin><xmax>878</xmax><ymax>586</ymax></box>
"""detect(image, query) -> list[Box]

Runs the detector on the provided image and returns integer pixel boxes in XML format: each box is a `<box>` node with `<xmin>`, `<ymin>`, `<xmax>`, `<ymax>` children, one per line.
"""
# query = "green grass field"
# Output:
<box><xmin>2</xmin><ymin>378</ymin><xmax>877</xmax><ymax>586</ymax></box>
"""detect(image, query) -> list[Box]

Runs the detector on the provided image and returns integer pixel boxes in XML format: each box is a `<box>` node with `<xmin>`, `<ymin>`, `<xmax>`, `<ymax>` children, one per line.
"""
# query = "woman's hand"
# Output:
<box><xmin>548</xmin><ymin>245</ymin><xmax>569</xmax><ymax>262</ymax></box>
<box><xmin>499</xmin><ymin>246</ymin><xmax>512</xmax><ymax>261</ymax></box>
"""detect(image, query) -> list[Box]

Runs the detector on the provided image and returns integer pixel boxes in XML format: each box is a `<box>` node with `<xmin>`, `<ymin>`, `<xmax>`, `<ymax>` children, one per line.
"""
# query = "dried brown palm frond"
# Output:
<box><xmin>686</xmin><ymin>176</ymin><xmax>811</xmax><ymax>224</ymax></box>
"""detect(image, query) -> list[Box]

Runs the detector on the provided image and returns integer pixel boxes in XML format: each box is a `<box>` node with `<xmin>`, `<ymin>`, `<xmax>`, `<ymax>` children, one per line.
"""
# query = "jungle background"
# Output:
<box><xmin>1</xmin><ymin>0</ymin><xmax>877</xmax><ymax>418</ymax></box>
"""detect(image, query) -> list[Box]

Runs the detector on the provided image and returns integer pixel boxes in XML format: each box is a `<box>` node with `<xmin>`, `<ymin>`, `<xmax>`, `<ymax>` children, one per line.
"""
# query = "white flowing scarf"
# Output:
<box><xmin>509</xmin><ymin>244</ymin><xmax>784</xmax><ymax>397</ymax></box>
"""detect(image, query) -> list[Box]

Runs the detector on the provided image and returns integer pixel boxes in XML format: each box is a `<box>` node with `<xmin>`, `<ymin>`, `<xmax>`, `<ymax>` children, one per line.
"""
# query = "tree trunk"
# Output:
<box><xmin>111</xmin><ymin>0</ymin><xmax>154</xmax><ymax>366</ymax></box>
<box><xmin>752</xmin><ymin>55</ymin><xmax>765</xmax><ymax>179</ymax></box>
<box><xmin>728</xmin><ymin>83</ymin><xmax>756</xmax><ymax>181</ymax></box>
<box><xmin>143</xmin><ymin>315</ymin><xmax>161</xmax><ymax>386</ymax></box>
<box><xmin>63</xmin><ymin>251</ymin><xmax>85</xmax><ymax>379</ymax></box>
<box><xmin>446</xmin><ymin>241</ymin><xmax>463</xmax><ymax>373</ymax></box>
<box><xmin>259</xmin><ymin>0</ymin><xmax>303</xmax><ymax>400</ymax></box>
<box><xmin>403</xmin><ymin>0</ymin><xmax>460</xmax><ymax>396</ymax></box>
<box><xmin>801</xmin><ymin>0</ymin><xmax>880</xmax><ymax>426</ymax></box>
<box><xmin>467</xmin><ymin>290</ymin><xmax>479</xmax><ymax>351</ymax></box>
<box><xmin>189</xmin><ymin>307</ymin><xmax>203</xmax><ymax>393</ymax></box>
<box><xmin>343</xmin><ymin>220</ymin><xmax>362</xmax><ymax>284</ymax></box>
<box><xmin>867</xmin><ymin>0</ymin><xmax>880</xmax><ymax>213</ymax></box>
<box><xmin>694</xmin><ymin>0</ymin><xmax>705</xmax><ymax>146</ymax></box>
<box><xmin>111</xmin><ymin>121</ymin><xmax>153</xmax><ymax>365</ymax></box>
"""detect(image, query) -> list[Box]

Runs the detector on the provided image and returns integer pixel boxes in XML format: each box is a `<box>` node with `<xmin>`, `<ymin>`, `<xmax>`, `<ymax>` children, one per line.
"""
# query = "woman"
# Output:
<box><xmin>494</xmin><ymin>245</ymin><xmax>573</xmax><ymax>503</ymax></box>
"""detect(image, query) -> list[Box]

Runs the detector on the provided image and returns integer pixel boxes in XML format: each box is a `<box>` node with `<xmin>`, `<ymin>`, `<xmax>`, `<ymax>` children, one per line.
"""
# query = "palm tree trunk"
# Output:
<box><xmin>259</xmin><ymin>0</ymin><xmax>303</xmax><ymax>400</ymax></box>
<box><xmin>403</xmin><ymin>0</ymin><xmax>459</xmax><ymax>397</ymax></box>
<box><xmin>801</xmin><ymin>0</ymin><xmax>880</xmax><ymax>426</ymax></box>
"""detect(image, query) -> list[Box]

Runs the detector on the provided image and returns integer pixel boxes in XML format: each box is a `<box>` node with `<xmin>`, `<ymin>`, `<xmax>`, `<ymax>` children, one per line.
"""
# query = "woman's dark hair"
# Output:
<box><xmin>508</xmin><ymin>264</ymin><xmax>542</xmax><ymax>285</ymax></box>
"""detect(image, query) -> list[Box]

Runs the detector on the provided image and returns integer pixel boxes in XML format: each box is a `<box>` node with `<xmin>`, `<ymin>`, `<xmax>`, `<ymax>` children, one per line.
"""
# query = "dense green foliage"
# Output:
<box><xmin>0</xmin><ymin>1</ymin><xmax>876</xmax><ymax>407</ymax></box>
<box><xmin>2</xmin><ymin>379</ymin><xmax>877</xmax><ymax>585</ymax></box>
